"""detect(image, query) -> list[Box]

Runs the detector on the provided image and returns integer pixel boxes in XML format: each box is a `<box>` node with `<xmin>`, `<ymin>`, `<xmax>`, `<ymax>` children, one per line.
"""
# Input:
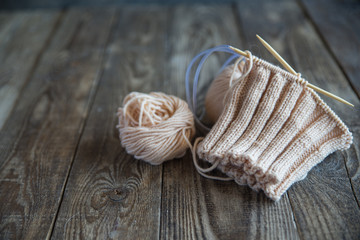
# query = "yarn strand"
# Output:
<box><xmin>117</xmin><ymin>92</ymin><xmax>195</xmax><ymax>165</ymax></box>
<box><xmin>192</xmin><ymin>137</ymin><xmax>233</xmax><ymax>181</ymax></box>
<box><xmin>185</xmin><ymin>45</ymin><xmax>248</xmax><ymax>131</ymax></box>
<box><xmin>189</xmin><ymin>53</ymin><xmax>254</xmax><ymax>181</ymax></box>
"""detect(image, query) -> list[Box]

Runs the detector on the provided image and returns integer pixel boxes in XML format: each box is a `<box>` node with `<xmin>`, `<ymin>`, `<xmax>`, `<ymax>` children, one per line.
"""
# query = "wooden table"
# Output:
<box><xmin>1</xmin><ymin>0</ymin><xmax>359</xmax><ymax>239</ymax></box>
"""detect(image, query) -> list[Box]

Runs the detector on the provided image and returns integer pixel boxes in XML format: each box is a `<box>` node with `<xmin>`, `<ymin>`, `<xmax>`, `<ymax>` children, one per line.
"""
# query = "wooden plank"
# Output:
<box><xmin>0</xmin><ymin>11</ymin><xmax>61</xmax><ymax>130</ymax></box>
<box><xmin>235</xmin><ymin>0</ymin><xmax>360</xmax><ymax>239</ymax></box>
<box><xmin>301</xmin><ymin>0</ymin><xmax>360</xmax><ymax>208</ymax></box>
<box><xmin>0</xmin><ymin>9</ymin><xmax>114</xmax><ymax>239</ymax></box>
<box><xmin>51</xmin><ymin>6</ymin><xmax>167</xmax><ymax>239</ymax></box>
<box><xmin>161</xmin><ymin>5</ymin><xmax>299</xmax><ymax>240</ymax></box>
<box><xmin>300</xmin><ymin>0</ymin><xmax>360</xmax><ymax>97</ymax></box>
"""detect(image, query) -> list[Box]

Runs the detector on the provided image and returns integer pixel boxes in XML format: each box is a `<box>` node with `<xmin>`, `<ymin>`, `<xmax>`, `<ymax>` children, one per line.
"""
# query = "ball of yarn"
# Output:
<box><xmin>117</xmin><ymin>92</ymin><xmax>195</xmax><ymax>165</ymax></box>
<box><xmin>205</xmin><ymin>61</ymin><xmax>245</xmax><ymax>124</ymax></box>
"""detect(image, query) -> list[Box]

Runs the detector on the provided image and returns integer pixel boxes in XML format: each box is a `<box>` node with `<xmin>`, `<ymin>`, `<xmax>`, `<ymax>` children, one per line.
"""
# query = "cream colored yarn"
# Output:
<box><xmin>196</xmin><ymin>56</ymin><xmax>353</xmax><ymax>201</ymax></box>
<box><xmin>205</xmin><ymin>60</ymin><xmax>245</xmax><ymax>124</ymax></box>
<box><xmin>117</xmin><ymin>92</ymin><xmax>195</xmax><ymax>165</ymax></box>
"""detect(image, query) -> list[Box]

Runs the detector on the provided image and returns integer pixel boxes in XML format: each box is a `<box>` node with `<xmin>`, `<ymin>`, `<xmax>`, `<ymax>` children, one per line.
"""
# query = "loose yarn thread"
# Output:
<box><xmin>117</xmin><ymin>92</ymin><xmax>195</xmax><ymax>165</ymax></box>
<box><xmin>116</xmin><ymin>46</ymin><xmax>250</xmax><ymax>168</ymax></box>
<box><xmin>185</xmin><ymin>45</ymin><xmax>248</xmax><ymax>131</ymax></box>
<box><xmin>185</xmin><ymin>45</ymin><xmax>254</xmax><ymax>180</ymax></box>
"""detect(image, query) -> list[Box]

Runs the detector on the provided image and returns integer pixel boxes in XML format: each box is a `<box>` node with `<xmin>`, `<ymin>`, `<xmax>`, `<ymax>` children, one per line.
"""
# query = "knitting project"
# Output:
<box><xmin>196</xmin><ymin>56</ymin><xmax>353</xmax><ymax>201</ymax></box>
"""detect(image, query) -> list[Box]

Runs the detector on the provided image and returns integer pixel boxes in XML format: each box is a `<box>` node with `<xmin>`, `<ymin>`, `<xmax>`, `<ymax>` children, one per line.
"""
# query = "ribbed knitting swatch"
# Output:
<box><xmin>197</xmin><ymin>56</ymin><xmax>353</xmax><ymax>201</ymax></box>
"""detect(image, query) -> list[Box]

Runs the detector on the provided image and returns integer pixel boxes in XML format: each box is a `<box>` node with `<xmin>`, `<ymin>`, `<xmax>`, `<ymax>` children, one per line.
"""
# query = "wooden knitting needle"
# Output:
<box><xmin>255</xmin><ymin>34</ymin><xmax>354</xmax><ymax>107</ymax></box>
<box><xmin>229</xmin><ymin>46</ymin><xmax>250</xmax><ymax>58</ymax></box>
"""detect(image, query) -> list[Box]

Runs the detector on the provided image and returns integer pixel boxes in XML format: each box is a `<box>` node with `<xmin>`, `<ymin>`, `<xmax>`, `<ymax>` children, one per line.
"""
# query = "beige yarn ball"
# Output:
<box><xmin>205</xmin><ymin>61</ymin><xmax>245</xmax><ymax>124</ymax></box>
<box><xmin>117</xmin><ymin>92</ymin><xmax>195</xmax><ymax>165</ymax></box>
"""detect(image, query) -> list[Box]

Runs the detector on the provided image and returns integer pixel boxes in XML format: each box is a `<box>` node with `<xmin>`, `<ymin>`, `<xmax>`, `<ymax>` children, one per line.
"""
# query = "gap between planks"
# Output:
<box><xmin>296</xmin><ymin>0</ymin><xmax>360</xmax><ymax>209</ymax></box>
<box><xmin>296</xmin><ymin>0</ymin><xmax>360</xmax><ymax>100</ymax></box>
<box><xmin>235</xmin><ymin>0</ymin><xmax>360</xmax><ymax>239</ymax></box>
<box><xmin>46</xmin><ymin>10</ymin><xmax>117</xmax><ymax>240</ymax></box>
<box><xmin>0</xmin><ymin>11</ymin><xmax>62</xmax><ymax>130</ymax></box>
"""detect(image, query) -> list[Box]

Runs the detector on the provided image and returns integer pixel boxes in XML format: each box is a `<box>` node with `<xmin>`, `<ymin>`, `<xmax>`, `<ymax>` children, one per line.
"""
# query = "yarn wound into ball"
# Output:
<box><xmin>205</xmin><ymin>59</ymin><xmax>245</xmax><ymax>124</ymax></box>
<box><xmin>117</xmin><ymin>92</ymin><xmax>195</xmax><ymax>165</ymax></box>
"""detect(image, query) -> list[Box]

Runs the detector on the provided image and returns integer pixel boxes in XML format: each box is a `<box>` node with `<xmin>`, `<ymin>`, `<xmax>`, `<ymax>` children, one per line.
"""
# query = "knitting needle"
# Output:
<box><xmin>255</xmin><ymin>34</ymin><xmax>354</xmax><ymax>107</ymax></box>
<box><xmin>229</xmin><ymin>46</ymin><xmax>250</xmax><ymax>58</ymax></box>
<box><xmin>230</xmin><ymin>43</ymin><xmax>354</xmax><ymax>107</ymax></box>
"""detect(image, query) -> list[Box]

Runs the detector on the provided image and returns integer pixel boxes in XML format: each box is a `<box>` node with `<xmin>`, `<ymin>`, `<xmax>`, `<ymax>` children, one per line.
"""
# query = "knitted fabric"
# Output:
<box><xmin>197</xmin><ymin>56</ymin><xmax>353</xmax><ymax>201</ymax></box>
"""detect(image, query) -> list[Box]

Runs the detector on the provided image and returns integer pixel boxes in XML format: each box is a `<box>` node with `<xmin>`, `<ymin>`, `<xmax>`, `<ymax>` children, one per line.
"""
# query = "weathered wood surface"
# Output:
<box><xmin>236</xmin><ymin>0</ymin><xmax>360</xmax><ymax>239</ymax></box>
<box><xmin>301</xmin><ymin>0</ymin><xmax>360</xmax><ymax>208</ymax></box>
<box><xmin>0</xmin><ymin>11</ymin><xmax>60</xmax><ymax>129</ymax></box>
<box><xmin>301</xmin><ymin>0</ymin><xmax>360</xmax><ymax>98</ymax></box>
<box><xmin>51</xmin><ymin>7</ymin><xmax>167</xmax><ymax>239</ymax></box>
<box><xmin>0</xmin><ymin>9</ymin><xmax>114</xmax><ymax>239</ymax></box>
<box><xmin>0</xmin><ymin>1</ymin><xmax>359</xmax><ymax>239</ymax></box>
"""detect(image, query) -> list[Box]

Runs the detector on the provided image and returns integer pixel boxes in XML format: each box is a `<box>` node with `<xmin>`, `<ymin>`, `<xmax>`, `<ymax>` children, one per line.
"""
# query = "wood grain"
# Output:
<box><xmin>0</xmin><ymin>11</ymin><xmax>61</xmax><ymax>129</ymax></box>
<box><xmin>0</xmin><ymin>9</ymin><xmax>114</xmax><ymax>239</ymax></box>
<box><xmin>161</xmin><ymin>5</ymin><xmax>299</xmax><ymax>240</ymax></box>
<box><xmin>1</xmin><ymin>3</ymin><xmax>359</xmax><ymax>239</ymax></box>
<box><xmin>235</xmin><ymin>0</ymin><xmax>360</xmax><ymax>239</ymax></box>
<box><xmin>301</xmin><ymin>0</ymin><xmax>360</xmax><ymax>208</ymax></box>
<box><xmin>301</xmin><ymin>0</ymin><xmax>360</xmax><ymax>98</ymax></box>
<box><xmin>51</xmin><ymin>6</ymin><xmax>167</xmax><ymax>239</ymax></box>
